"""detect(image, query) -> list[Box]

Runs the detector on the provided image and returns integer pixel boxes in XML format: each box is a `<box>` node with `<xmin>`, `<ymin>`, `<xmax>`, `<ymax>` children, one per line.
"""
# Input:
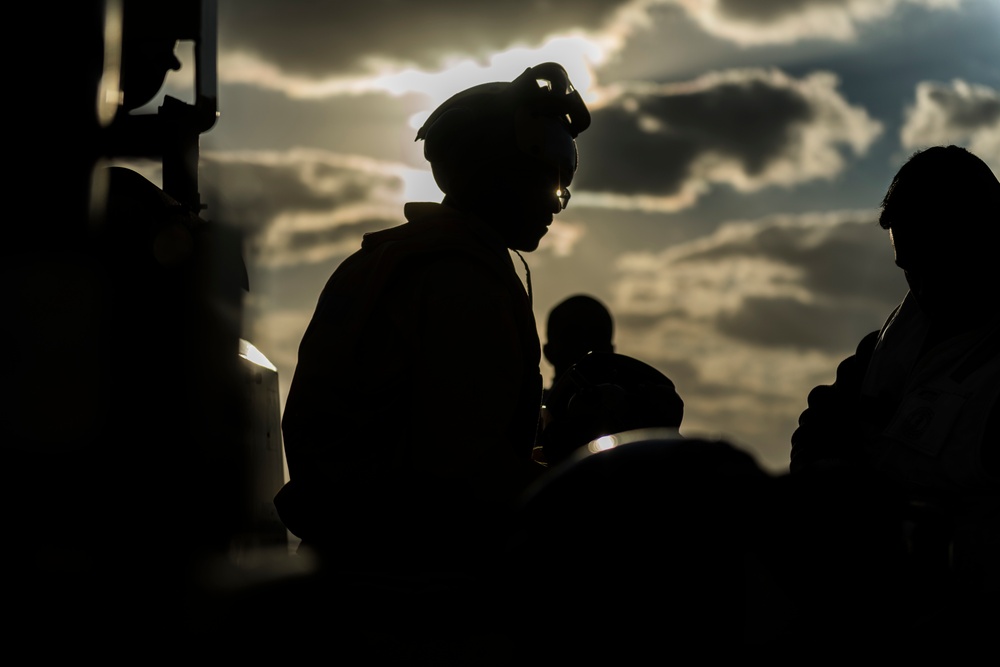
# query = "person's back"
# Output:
<box><xmin>276</xmin><ymin>63</ymin><xmax>592</xmax><ymax>575</ymax></box>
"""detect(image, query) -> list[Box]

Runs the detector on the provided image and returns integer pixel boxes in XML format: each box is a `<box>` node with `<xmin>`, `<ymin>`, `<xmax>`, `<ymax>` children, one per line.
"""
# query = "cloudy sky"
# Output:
<box><xmin>137</xmin><ymin>0</ymin><xmax>999</xmax><ymax>473</ymax></box>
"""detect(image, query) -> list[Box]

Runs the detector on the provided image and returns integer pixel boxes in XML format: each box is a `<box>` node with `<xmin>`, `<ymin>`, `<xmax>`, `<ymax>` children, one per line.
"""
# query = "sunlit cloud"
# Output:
<box><xmin>611</xmin><ymin>210</ymin><xmax>901</xmax><ymax>335</ymax></box>
<box><xmin>200</xmin><ymin>149</ymin><xmax>410</xmax><ymax>267</ymax></box>
<box><xmin>377</xmin><ymin>36</ymin><xmax>605</xmax><ymax>102</ymax></box>
<box><xmin>215</xmin><ymin>0</ymin><xmax>961</xmax><ymax>99</ymax></box>
<box><xmin>538</xmin><ymin>219</ymin><xmax>587</xmax><ymax>258</ymax></box>
<box><xmin>199</xmin><ymin>145</ymin><xmax>593</xmax><ymax>272</ymax></box>
<box><xmin>900</xmin><ymin>79</ymin><xmax>1000</xmax><ymax>167</ymax></box>
<box><xmin>667</xmin><ymin>0</ymin><xmax>960</xmax><ymax>46</ymax></box>
<box><xmin>400</xmin><ymin>167</ymin><xmax>444</xmax><ymax>202</ymax></box>
<box><xmin>209</xmin><ymin>0</ymin><xmax>954</xmax><ymax>154</ymax></box>
<box><xmin>216</xmin><ymin>0</ymin><xmax>644</xmax><ymax>99</ymax></box>
<box><xmin>219</xmin><ymin>33</ymin><xmax>610</xmax><ymax>126</ymax></box>
<box><xmin>570</xmin><ymin>183</ymin><xmax>708</xmax><ymax>214</ymax></box>
<box><xmin>607</xmin><ymin>209</ymin><xmax>907</xmax><ymax>469</ymax></box>
<box><xmin>574</xmin><ymin>68</ymin><xmax>883</xmax><ymax>211</ymax></box>
<box><xmin>216</xmin><ymin>51</ymin><xmax>385</xmax><ymax>99</ymax></box>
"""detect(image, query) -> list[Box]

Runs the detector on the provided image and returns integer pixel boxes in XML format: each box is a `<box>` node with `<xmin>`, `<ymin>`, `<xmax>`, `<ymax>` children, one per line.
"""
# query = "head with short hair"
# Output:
<box><xmin>416</xmin><ymin>63</ymin><xmax>590</xmax><ymax>251</ymax></box>
<box><xmin>544</xmin><ymin>294</ymin><xmax>615</xmax><ymax>382</ymax></box>
<box><xmin>878</xmin><ymin>145</ymin><xmax>1000</xmax><ymax>323</ymax></box>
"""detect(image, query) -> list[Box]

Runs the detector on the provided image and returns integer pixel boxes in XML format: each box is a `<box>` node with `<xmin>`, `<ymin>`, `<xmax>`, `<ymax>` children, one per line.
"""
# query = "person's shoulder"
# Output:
<box><xmin>361</xmin><ymin>202</ymin><xmax>475</xmax><ymax>250</ymax></box>
<box><xmin>403</xmin><ymin>201</ymin><xmax>457</xmax><ymax>224</ymax></box>
<box><xmin>381</xmin><ymin>203</ymin><xmax>508</xmax><ymax>264</ymax></box>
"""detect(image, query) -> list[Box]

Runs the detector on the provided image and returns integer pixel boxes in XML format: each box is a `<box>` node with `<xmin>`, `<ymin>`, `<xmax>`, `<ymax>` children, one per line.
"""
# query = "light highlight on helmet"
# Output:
<box><xmin>588</xmin><ymin>435</ymin><xmax>619</xmax><ymax>453</ymax></box>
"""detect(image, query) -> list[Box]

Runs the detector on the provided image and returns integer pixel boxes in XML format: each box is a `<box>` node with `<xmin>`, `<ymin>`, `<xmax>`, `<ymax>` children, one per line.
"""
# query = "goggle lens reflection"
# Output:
<box><xmin>557</xmin><ymin>186</ymin><xmax>571</xmax><ymax>210</ymax></box>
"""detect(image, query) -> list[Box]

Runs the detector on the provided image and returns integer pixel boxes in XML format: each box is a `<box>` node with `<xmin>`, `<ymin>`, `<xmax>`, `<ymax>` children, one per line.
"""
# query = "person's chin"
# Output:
<box><xmin>512</xmin><ymin>238</ymin><xmax>541</xmax><ymax>252</ymax></box>
<box><xmin>505</xmin><ymin>215</ymin><xmax>552</xmax><ymax>251</ymax></box>
<box><xmin>528</xmin><ymin>223</ymin><xmax>552</xmax><ymax>250</ymax></box>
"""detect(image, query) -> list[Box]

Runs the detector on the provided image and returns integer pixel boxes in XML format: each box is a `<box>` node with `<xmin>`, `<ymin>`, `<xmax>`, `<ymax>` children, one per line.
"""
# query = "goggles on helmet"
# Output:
<box><xmin>416</xmin><ymin>62</ymin><xmax>590</xmax><ymax>208</ymax></box>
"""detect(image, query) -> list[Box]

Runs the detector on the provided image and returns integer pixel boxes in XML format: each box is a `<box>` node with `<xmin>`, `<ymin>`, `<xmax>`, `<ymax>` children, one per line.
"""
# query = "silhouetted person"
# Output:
<box><xmin>537</xmin><ymin>352</ymin><xmax>684</xmax><ymax>467</ymax></box>
<box><xmin>790</xmin><ymin>145</ymin><xmax>1000</xmax><ymax>650</ymax></box>
<box><xmin>534</xmin><ymin>294</ymin><xmax>615</xmax><ymax>462</ymax></box>
<box><xmin>543</xmin><ymin>294</ymin><xmax>615</xmax><ymax>390</ymax></box>
<box><xmin>276</xmin><ymin>63</ymin><xmax>592</xmax><ymax>577</ymax></box>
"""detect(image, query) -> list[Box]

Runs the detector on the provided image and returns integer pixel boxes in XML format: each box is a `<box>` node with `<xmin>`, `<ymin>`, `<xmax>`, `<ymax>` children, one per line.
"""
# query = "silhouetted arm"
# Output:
<box><xmin>790</xmin><ymin>330</ymin><xmax>879</xmax><ymax>473</ymax></box>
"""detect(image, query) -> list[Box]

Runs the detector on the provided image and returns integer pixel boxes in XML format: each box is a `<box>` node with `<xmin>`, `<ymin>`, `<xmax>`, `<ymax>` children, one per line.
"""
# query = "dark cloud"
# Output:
<box><xmin>580</xmin><ymin>77</ymin><xmax>812</xmax><ymax>194</ymax></box>
<box><xmin>677</xmin><ymin>214</ymin><xmax>903</xmax><ymax>304</ymax></box>
<box><xmin>612</xmin><ymin>213</ymin><xmax>908</xmax><ymax>354</ymax></box>
<box><xmin>218</xmin><ymin>0</ymin><xmax>629</xmax><ymax>78</ymax></box>
<box><xmin>200</xmin><ymin>153</ymin><xmax>404</xmax><ymax>235</ymax></box>
<box><xmin>677</xmin><ymin>0</ymin><xmax>957</xmax><ymax>46</ymax></box>
<box><xmin>615</xmin><ymin>310</ymin><xmax>688</xmax><ymax>330</ymax></box>
<box><xmin>715</xmin><ymin>295</ymin><xmax>882</xmax><ymax>349</ymax></box>
<box><xmin>901</xmin><ymin>80</ymin><xmax>1000</xmax><ymax>163</ymax></box>
<box><xmin>649</xmin><ymin>80</ymin><xmax>815</xmax><ymax>173</ymax></box>
<box><xmin>575</xmin><ymin>69</ymin><xmax>881</xmax><ymax>203</ymax></box>
<box><xmin>681</xmin><ymin>216</ymin><xmax>905</xmax><ymax>350</ymax></box>
<box><xmin>283</xmin><ymin>217</ymin><xmax>391</xmax><ymax>252</ymax></box>
<box><xmin>927</xmin><ymin>87</ymin><xmax>1000</xmax><ymax>129</ymax></box>
<box><xmin>716</xmin><ymin>0</ymin><xmax>862</xmax><ymax>23</ymax></box>
<box><xmin>204</xmin><ymin>83</ymin><xmax>429</xmax><ymax>163</ymax></box>
<box><xmin>576</xmin><ymin>103</ymin><xmax>701</xmax><ymax>195</ymax></box>
<box><xmin>692</xmin><ymin>379</ymin><xmax>791</xmax><ymax>406</ymax></box>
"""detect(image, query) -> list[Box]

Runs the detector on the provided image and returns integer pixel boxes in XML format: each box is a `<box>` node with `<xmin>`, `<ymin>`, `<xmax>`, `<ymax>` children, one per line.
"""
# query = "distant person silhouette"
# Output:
<box><xmin>790</xmin><ymin>145</ymin><xmax>1000</xmax><ymax>646</ymax></box>
<box><xmin>543</xmin><ymin>294</ymin><xmax>615</xmax><ymax>391</ymax></box>
<box><xmin>276</xmin><ymin>63</ymin><xmax>592</xmax><ymax>576</ymax></box>
<box><xmin>535</xmin><ymin>294</ymin><xmax>615</xmax><ymax>462</ymax></box>
<box><xmin>537</xmin><ymin>352</ymin><xmax>684</xmax><ymax>467</ymax></box>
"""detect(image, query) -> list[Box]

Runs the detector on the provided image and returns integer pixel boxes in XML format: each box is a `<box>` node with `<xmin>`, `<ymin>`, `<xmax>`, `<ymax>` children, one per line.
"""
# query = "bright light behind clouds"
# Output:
<box><xmin>218</xmin><ymin>31</ymin><xmax>610</xmax><ymax>151</ymax></box>
<box><xmin>400</xmin><ymin>166</ymin><xmax>443</xmax><ymax>202</ymax></box>
<box><xmin>220</xmin><ymin>33</ymin><xmax>606</xmax><ymax>124</ymax></box>
<box><xmin>375</xmin><ymin>34</ymin><xmax>604</xmax><ymax>111</ymax></box>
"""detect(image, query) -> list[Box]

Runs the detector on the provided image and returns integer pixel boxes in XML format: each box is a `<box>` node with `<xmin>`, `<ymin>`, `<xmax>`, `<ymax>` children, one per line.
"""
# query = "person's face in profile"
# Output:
<box><xmin>888</xmin><ymin>206</ymin><xmax>988</xmax><ymax>323</ymax></box>
<box><xmin>493</xmin><ymin>158</ymin><xmax>571</xmax><ymax>252</ymax></box>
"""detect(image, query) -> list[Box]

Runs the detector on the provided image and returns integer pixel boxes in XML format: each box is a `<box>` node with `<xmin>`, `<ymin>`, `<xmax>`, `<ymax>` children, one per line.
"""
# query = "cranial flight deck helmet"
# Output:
<box><xmin>416</xmin><ymin>62</ymin><xmax>591</xmax><ymax>209</ymax></box>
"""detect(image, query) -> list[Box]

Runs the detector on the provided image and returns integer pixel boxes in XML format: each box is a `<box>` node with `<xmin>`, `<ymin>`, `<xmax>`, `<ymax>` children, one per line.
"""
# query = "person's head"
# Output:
<box><xmin>539</xmin><ymin>352</ymin><xmax>684</xmax><ymax>467</ymax></box>
<box><xmin>416</xmin><ymin>62</ymin><xmax>590</xmax><ymax>251</ymax></box>
<box><xmin>544</xmin><ymin>294</ymin><xmax>615</xmax><ymax>382</ymax></box>
<box><xmin>878</xmin><ymin>145</ymin><xmax>1000</xmax><ymax>323</ymax></box>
